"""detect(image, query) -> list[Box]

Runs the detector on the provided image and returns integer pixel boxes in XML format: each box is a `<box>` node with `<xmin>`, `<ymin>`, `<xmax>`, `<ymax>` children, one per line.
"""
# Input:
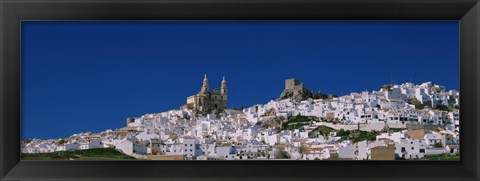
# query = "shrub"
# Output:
<box><xmin>274</xmin><ymin>150</ymin><xmax>291</xmax><ymax>159</ymax></box>
<box><xmin>433</xmin><ymin>142</ymin><xmax>443</xmax><ymax>148</ymax></box>
<box><xmin>409</xmin><ymin>98</ymin><xmax>424</xmax><ymax>109</ymax></box>
<box><xmin>336</xmin><ymin>129</ymin><xmax>379</xmax><ymax>143</ymax></box>
<box><xmin>435</xmin><ymin>104</ymin><xmax>451</xmax><ymax>112</ymax></box>
<box><xmin>57</xmin><ymin>139</ymin><xmax>66</xmax><ymax>145</ymax></box>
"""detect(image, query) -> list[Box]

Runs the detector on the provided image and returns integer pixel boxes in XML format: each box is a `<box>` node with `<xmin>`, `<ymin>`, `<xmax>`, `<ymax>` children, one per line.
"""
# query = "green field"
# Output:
<box><xmin>21</xmin><ymin>148</ymin><xmax>135</xmax><ymax>160</ymax></box>
<box><xmin>425</xmin><ymin>154</ymin><xmax>460</xmax><ymax>161</ymax></box>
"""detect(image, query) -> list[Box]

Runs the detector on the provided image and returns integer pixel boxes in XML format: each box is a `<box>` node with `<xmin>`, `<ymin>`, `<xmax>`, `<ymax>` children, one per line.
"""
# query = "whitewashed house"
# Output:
<box><xmin>424</xmin><ymin>133</ymin><xmax>445</xmax><ymax>147</ymax></box>
<box><xmin>116</xmin><ymin>139</ymin><xmax>134</xmax><ymax>155</ymax></box>
<box><xmin>394</xmin><ymin>138</ymin><xmax>426</xmax><ymax>159</ymax></box>
<box><xmin>133</xmin><ymin>140</ymin><xmax>150</xmax><ymax>155</ymax></box>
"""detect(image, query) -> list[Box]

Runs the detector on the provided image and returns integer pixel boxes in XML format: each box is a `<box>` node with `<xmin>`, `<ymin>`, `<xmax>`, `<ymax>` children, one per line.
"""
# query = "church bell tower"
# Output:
<box><xmin>200</xmin><ymin>74</ymin><xmax>209</xmax><ymax>94</ymax></box>
<box><xmin>221</xmin><ymin>76</ymin><xmax>227</xmax><ymax>95</ymax></box>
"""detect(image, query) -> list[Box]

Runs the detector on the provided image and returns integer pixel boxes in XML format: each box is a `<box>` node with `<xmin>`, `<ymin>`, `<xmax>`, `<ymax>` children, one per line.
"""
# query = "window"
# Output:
<box><xmin>411</xmin><ymin>147</ymin><xmax>414</xmax><ymax>150</ymax></box>
<box><xmin>401</xmin><ymin>147</ymin><xmax>406</xmax><ymax>152</ymax></box>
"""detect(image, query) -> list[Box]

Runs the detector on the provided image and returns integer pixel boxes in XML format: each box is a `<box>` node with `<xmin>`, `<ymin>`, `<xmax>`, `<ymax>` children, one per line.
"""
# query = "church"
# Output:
<box><xmin>184</xmin><ymin>74</ymin><xmax>227</xmax><ymax>114</ymax></box>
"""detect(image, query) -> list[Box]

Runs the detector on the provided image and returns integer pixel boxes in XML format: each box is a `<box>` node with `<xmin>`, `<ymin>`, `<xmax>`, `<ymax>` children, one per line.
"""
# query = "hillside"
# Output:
<box><xmin>280</xmin><ymin>88</ymin><xmax>331</xmax><ymax>101</ymax></box>
<box><xmin>21</xmin><ymin>148</ymin><xmax>135</xmax><ymax>160</ymax></box>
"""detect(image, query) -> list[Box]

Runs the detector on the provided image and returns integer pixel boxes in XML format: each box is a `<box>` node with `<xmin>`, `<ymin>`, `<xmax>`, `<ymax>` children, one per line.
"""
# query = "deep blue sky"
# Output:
<box><xmin>21</xmin><ymin>21</ymin><xmax>459</xmax><ymax>139</ymax></box>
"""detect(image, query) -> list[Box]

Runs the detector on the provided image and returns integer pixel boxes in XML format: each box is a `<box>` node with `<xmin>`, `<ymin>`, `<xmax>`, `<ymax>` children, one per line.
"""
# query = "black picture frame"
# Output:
<box><xmin>1</xmin><ymin>0</ymin><xmax>479</xmax><ymax>180</ymax></box>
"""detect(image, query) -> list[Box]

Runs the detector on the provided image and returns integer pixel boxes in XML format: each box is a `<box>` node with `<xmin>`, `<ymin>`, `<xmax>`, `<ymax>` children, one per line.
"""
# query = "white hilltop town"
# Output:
<box><xmin>22</xmin><ymin>75</ymin><xmax>460</xmax><ymax>160</ymax></box>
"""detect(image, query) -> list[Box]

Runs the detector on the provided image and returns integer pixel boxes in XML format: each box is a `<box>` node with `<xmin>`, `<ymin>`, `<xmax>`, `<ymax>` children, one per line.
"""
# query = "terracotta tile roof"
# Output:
<box><xmin>405</xmin><ymin>129</ymin><xmax>425</xmax><ymax>140</ymax></box>
<box><xmin>310</xmin><ymin>147</ymin><xmax>324</xmax><ymax>151</ymax></box>
<box><xmin>115</xmin><ymin>132</ymin><xmax>127</xmax><ymax>139</ymax></box>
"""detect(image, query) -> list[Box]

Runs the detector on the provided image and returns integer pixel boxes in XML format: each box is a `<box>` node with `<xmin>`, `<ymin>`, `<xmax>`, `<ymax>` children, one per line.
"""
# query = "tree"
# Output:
<box><xmin>274</xmin><ymin>150</ymin><xmax>291</xmax><ymax>159</ymax></box>
<box><xmin>435</xmin><ymin>104</ymin><xmax>451</xmax><ymax>112</ymax></box>
<box><xmin>409</xmin><ymin>98</ymin><xmax>424</xmax><ymax>109</ymax></box>
<box><xmin>58</xmin><ymin>139</ymin><xmax>66</xmax><ymax>145</ymax></box>
<box><xmin>425</xmin><ymin>101</ymin><xmax>432</xmax><ymax>108</ymax></box>
<box><xmin>299</xmin><ymin>144</ymin><xmax>308</xmax><ymax>155</ymax></box>
<box><xmin>183</xmin><ymin>113</ymin><xmax>191</xmax><ymax>120</ymax></box>
<box><xmin>336</xmin><ymin>129</ymin><xmax>351</xmax><ymax>138</ymax></box>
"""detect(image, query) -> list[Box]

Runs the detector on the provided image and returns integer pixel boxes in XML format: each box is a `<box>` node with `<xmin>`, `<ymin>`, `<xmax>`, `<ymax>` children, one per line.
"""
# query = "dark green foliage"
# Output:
<box><xmin>320</xmin><ymin>117</ymin><xmax>342</xmax><ymax>124</ymax></box>
<box><xmin>57</xmin><ymin>139</ymin><xmax>66</xmax><ymax>145</ymax></box>
<box><xmin>281</xmin><ymin>115</ymin><xmax>316</xmax><ymax>130</ymax></box>
<box><xmin>425</xmin><ymin>154</ymin><xmax>459</xmax><ymax>161</ymax></box>
<box><xmin>274</xmin><ymin>150</ymin><xmax>291</xmax><ymax>159</ymax></box>
<box><xmin>183</xmin><ymin>113</ymin><xmax>191</xmax><ymax>120</ymax></box>
<box><xmin>388</xmin><ymin>128</ymin><xmax>406</xmax><ymax>132</ymax></box>
<box><xmin>336</xmin><ymin>129</ymin><xmax>380</xmax><ymax>143</ymax></box>
<box><xmin>318</xmin><ymin>126</ymin><xmax>334</xmax><ymax>137</ymax></box>
<box><xmin>282</xmin><ymin>122</ymin><xmax>308</xmax><ymax>130</ymax></box>
<box><xmin>409</xmin><ymin>98</ymin><xmax>424</xmax><ymax>109</ymax></box>
<box><xmin>309</xmin><ymin>125</ymin><xmax>335</xmax><ymax>138</ymax></box>
<box><xmin>289</xmin><ymin>115</ymin><xmax>310</xmax><ymax>122</ymax></box>
<box><xmin>21</xmin><ymin>148</ymin><xmax>135</xmax><ymax>160</ymax></box>
<box><xmin>435</xmin><ymin>104</ymin><xmax>451</xmax><ymax>112</ymax></box>
<box><xmin>336</xmin><ymin>129</ymin><xmax>351</xmax><ymax>137</ymax></box>
<box><xmin>425</xmin><ymin>101</ymin><xmax>432</xmax><ymax>108</ymax></box>
<box><xmin>352</xmin><ymin>131</ymin><xmax>381</xmax><ymax>142</ymax></box>
<box><xmin>433</xmin><ymin>142</ymin><xmax>443</xmax><ymax>148</ymax></box>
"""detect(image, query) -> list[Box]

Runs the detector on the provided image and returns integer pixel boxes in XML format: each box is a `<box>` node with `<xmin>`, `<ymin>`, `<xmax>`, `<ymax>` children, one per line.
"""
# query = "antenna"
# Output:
<box><xmin>390</xmin><ymin>73</ymin><xmax>393</xmax><ymax>85</ymax></box>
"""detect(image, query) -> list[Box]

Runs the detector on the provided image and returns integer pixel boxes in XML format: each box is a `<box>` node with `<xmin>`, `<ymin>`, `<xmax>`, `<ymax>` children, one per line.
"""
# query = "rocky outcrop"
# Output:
<box><xmin>279</xmin><ymin>79</ymin><xmax>334</xmax><ymax>102</ymax></box>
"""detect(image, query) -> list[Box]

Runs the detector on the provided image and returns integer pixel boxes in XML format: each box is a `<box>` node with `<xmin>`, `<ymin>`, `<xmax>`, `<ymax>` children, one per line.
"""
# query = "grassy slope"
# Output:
<box><xmin>21</xmin><ymin>148</ymin><xmax>135</xmax><ymax>160</ymax></box>
<box><xmin>425</xmin><ymin>154</ymin><xmax>460</xmax><ymax>161</ymax></box>
<box><xmin>281</xmin><ymin>115</ymin><xmax>316</xmax><ymax>130</ymax></box>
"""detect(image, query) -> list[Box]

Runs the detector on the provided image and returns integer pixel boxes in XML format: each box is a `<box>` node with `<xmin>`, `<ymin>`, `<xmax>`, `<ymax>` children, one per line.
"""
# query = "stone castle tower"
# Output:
<box><xmin>279</xmin><ymin>78</ymin><xmax>333</xmax><ymax>101</ymax></box>
<box><xmin>285</xmin><ymin>78</ymin><xmax>305</xmax><ymax>96</ymax></box>
<box><xmin>185</xmin><ymin>74</ymin><xmax>227</xmax><ymax>114</ymax></box>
